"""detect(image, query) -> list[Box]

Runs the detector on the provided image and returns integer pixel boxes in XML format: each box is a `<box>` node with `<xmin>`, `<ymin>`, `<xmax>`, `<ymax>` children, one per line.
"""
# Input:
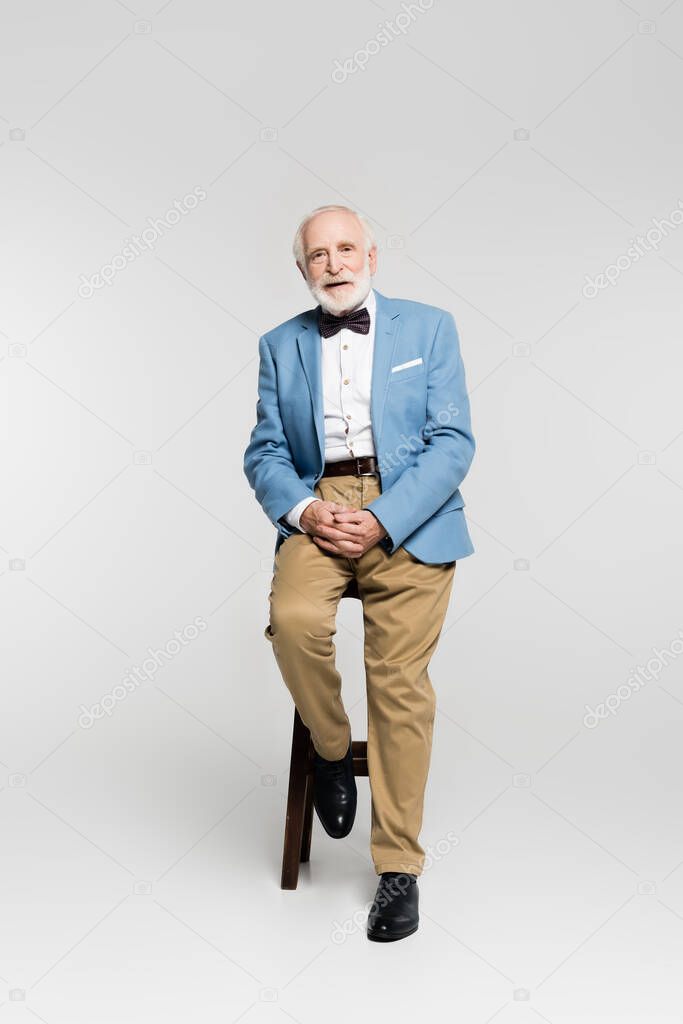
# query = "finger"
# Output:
<box><xmin>313</xmin><ymin>536</ymin><xmax>347</xmax><ymax>555</ymax></box>
<box><xmin>318</xmin><ymin>509</ymin><xmax>354</xmax><ymax>524</ymax></box>
<box><xmin>314</xmin><ymin>535</ymin><xmax>363</xmax><ymax>556</ymax></box>
<box><xmin>318</xmin><ymin>522</ymin><xmax>363</xmax><ymax>540</ymax></box>
<box><xmin>319</xmin><ymin>507</ymin><xmax>354</xmax><ymax>521</ymax></box>
<box><xmin>314</xmin><ymin>531</ymin><xmax>354</xmax><ymax>549</ymax></box>
<box><xmin>327</xmin><ymin>521</ymin><xmax>363</xmax><ymax>536</ymax></box>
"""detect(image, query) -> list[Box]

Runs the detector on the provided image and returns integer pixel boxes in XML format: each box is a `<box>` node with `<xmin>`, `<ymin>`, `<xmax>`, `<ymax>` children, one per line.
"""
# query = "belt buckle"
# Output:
<box><xmin>356</xmin><ymin>457</ymin><xmax>376</xmax><ymax>477</ymax></box>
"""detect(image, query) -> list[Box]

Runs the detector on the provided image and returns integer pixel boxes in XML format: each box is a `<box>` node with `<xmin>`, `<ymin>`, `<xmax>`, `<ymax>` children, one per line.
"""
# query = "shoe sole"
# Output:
<box><xmin>367</xmin><ymin>923</ymin><xmax>419</xmax><ymax>942</ymax></box>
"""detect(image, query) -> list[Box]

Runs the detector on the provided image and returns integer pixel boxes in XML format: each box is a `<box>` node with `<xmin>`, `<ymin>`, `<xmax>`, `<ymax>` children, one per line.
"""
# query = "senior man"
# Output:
<box><xmin>243</xmin><ymin>204</ymin><xmax>475</xmax><ymax>941</ymax></box>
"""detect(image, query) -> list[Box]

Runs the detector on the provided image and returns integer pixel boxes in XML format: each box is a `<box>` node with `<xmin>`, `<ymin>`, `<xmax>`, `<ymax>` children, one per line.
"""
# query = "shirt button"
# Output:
<box><xmin>343</xmin><ymin>378</ymin><xmax>349</xmax><ymax>385</ymax></box>
<box><xmin>346</xmin><ymin>414</ymin><xmax>352</xmax><ymax>420</ymax></box>
<box><xmin>342</xmin><ymin>344</ymin><xmax>349</xmax><ymax>350</ymax></box>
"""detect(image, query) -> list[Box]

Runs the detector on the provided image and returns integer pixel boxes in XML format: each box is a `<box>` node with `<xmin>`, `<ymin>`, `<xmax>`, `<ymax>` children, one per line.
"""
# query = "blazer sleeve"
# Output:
<box><xmin>364</xmin><ymin>311</ymin><xmax>475</xmax><ymax>552</ymax></box>
<box><xmin>243</xmin><ymin>334</ymin><xmax>319</xmax><ymax>528</ymax></box>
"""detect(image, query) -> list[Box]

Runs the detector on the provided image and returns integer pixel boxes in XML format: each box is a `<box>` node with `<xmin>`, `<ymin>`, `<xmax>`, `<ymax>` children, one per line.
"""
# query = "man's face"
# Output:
<box><xmin>298</xmin><ymin>211</ymin><xmax>377</xmax><ymax>315</ymax></box>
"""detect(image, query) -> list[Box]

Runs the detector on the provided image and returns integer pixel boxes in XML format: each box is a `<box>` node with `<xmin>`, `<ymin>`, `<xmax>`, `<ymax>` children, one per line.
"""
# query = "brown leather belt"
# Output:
<box><xmin>322</xmin><ymin>455</ymin><xmax>379</xmax><ymax>478</ymax></box>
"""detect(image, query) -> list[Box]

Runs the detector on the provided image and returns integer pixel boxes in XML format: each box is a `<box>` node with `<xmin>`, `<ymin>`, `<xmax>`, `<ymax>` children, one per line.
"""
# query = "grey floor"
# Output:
<box><xmin>4</xmin><ymin>586</ymin><xmax>683</xmax><ymax>1023</ymax></box>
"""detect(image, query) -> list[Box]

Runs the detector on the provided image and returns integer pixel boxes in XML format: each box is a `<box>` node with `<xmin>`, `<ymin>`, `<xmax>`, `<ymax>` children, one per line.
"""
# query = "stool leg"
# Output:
<box><xmin>300</xmin><ymin>770</ymin><xmax>315</xmax><ymax>863</ymax></box>
<box><xmin>281</xmin><ymin>708</ymin><xmax>313</xmax><ymax>889</ymax></box>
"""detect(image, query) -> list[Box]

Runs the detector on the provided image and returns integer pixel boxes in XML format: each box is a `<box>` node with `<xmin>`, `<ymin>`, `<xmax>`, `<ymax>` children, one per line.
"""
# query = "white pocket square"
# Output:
<box><xmin>391</xmin><ymin>357</ymin><xmax>423</xmax><ymax>373</ymax></box>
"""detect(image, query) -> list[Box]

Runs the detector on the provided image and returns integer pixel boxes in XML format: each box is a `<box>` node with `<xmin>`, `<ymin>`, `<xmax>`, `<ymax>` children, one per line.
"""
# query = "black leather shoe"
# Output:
<box><xmin>367</xmin><ymin>872</ymin><xmax>419</xmax><ymax>941</ymax></box>
<box><xmin>312</xmin><ymin>738</ymin><xmax>357</xmax><ymax>838</ymax></box>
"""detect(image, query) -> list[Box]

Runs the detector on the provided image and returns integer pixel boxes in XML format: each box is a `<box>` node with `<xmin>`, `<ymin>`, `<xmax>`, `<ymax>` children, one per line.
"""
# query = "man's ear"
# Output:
<box><xmin>296</xmin><ymin>261</ymin><xmax>307</xmax><ymax>281</ymax></box>
<box><xmin>368</xmin><ymin>245</ymin><xmax>378</xmax><ymax>275</ymax></box>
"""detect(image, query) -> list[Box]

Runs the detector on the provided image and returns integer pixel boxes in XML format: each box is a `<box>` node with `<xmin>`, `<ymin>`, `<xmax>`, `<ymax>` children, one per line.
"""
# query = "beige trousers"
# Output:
<box><xmin>264</xmin><ymin>473</ymin><xmax>456</xmax><ymax>876</ymax></box>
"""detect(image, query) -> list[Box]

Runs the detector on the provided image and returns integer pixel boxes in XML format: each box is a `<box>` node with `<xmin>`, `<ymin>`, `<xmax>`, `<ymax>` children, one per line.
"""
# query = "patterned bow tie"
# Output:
<box><xmin>319</xmin><ymin>305</ymin><xmax>370</xmax><ymax>338</ymax></box>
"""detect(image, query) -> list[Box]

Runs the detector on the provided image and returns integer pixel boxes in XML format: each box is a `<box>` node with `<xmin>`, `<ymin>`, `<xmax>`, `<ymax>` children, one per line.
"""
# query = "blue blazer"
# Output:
<box><xmin>243</xmin><ymin>288</ymin><xmax>475</xmax><ymax>565</ymax></box>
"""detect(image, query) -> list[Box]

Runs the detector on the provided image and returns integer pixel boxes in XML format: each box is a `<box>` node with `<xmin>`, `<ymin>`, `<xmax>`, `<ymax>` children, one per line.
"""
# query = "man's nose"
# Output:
<box><xmin>327</xmin><ymin>252</ymin><xmax>342</xmax><ymax>273</ymax></box>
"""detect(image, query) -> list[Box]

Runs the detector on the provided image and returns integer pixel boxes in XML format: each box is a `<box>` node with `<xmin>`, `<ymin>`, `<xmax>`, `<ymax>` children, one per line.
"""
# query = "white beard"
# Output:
<box><xmin>307</xmin><ymin>260</ymin><xmax>374</xmax><ymax>316</ymax></box>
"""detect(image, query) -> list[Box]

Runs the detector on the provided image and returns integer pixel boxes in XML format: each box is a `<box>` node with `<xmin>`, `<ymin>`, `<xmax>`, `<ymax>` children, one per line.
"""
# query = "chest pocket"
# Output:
<box><xmin>389</xmin><ymin>356</ymin><xmax>425</xmax><ymax>383</ymax></box>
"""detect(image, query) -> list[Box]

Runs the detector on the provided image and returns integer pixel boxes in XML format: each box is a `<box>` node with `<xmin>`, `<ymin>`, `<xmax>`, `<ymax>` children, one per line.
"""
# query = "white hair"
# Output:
<box><xmin>292</xmin><ymin>204</ymin><xmax>376</xmax><ymax>268</ymax></box>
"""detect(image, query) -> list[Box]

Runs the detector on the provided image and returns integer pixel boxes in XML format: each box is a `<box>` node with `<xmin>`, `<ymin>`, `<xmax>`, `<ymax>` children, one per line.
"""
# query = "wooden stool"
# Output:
<box><xmin>280</xmin><ymin>578</ymin><xmax>367</xmax><ymax>890</ymax></box>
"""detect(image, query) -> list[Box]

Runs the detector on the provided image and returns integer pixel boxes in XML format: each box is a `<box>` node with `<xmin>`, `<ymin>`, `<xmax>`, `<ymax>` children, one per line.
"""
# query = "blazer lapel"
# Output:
<box><xmin>371</xmin><ymin>289</ymin><xmax>401</xmax><ymax>454</ymax></box>
<box><xmin>296</xmin><ymin>288</ymin><xmax>401</xmax><ymax>468</ymax></box>
<box><xmin>296</xmin><ymin>309</ymin><xmax>325</xmax><ymax>465</ymax></box>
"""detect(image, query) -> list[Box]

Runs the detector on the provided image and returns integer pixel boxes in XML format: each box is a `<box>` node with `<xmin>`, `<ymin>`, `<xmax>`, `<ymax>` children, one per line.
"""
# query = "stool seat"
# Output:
<box><xmin>280</xmin><ymin>586</ymin><xmax>365</xmax><ymax>889</ymax></box>
<box><xmin>341</xmin><ymin>577</ymin><xmax>360</xmax><ymax>601</ymax></box>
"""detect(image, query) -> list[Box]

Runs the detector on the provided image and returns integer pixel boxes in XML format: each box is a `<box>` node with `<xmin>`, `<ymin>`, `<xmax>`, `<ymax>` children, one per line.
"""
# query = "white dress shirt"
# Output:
<box><xmin>284</xmin><ymin>286</ymin><xmax>377</xmax><ymax>532</ymax></box>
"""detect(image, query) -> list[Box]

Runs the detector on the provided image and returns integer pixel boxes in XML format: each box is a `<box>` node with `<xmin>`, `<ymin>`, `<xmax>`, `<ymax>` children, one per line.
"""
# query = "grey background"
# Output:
<box><xmin>2</xmin><ymin>0</ymin><xmax>683</xmax><ymax>1020</ymax></box>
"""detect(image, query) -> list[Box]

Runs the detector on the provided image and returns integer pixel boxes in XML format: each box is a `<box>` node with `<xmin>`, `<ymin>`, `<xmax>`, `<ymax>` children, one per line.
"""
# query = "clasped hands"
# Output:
<box><xmin>300</xmin><ymin>499</ymin><xmax>387</xmax><ymax>557</ymax></box>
